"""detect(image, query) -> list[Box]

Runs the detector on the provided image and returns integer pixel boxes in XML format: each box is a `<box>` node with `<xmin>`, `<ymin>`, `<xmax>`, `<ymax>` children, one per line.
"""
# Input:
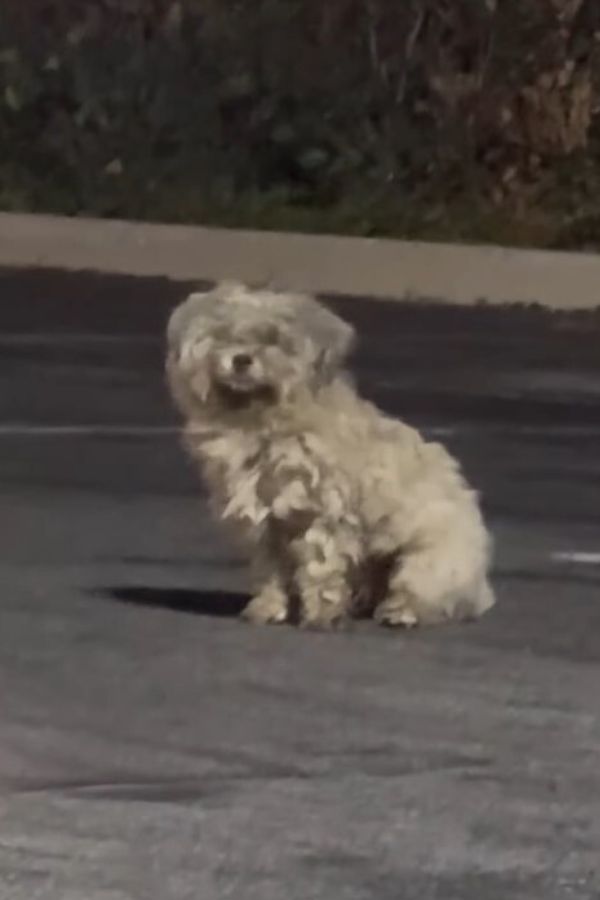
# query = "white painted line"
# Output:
<box><xmin>0</xmin><ymin>423</ymin><xmax>453</xmax><ymax>439</ymax></box>
<box><xmin>0</xmin><ymin>425</ymin><xmax>178</xmax><ymax>436</ymax></box>
<box><xmin>0</xmin><ymin>334</ymin><xmax>157</xmax><ymax>344</ymax></box>
<box><xmin>0</xmin><ymin>423</ymin><xmax>597</xmax><ymax>440</ymax></box>
<box><xmin>425</xmin><ymin>424</ymin><xmax>600</xmax><ymax>438</ymax></box>
<box><xmin>424</xmin><ymin>427</ymin><xmax>457</xmax><ymax>438</ymax></box>
<box><xmin>505</xmin><ymin>425</ymin><xmax>600</xmax><ymax>437</ymax></box>
<box><xmin>551</xmin><ymin>552</ymin><xmax>600</xmax><ymax>566</ymax></box>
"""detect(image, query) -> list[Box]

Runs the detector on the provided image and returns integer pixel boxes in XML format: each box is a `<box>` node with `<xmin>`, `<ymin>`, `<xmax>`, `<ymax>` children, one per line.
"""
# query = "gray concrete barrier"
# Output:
<box><xmin>0</xmin><ymin>211</ymin><xmax>599</xmax><ymax>309</ymax></box>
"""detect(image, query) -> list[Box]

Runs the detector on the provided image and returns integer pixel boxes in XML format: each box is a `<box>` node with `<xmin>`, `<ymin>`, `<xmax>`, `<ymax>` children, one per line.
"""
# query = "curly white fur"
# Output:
<box><xmin>166</xmin><ymin>282</ymin><xmax>495</xmax><ymax>629</ymax></box>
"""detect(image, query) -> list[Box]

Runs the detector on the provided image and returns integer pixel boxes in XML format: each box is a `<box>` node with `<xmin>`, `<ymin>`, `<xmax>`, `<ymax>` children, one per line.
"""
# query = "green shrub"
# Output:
<box><xmin>0</xmin><ymin>0</ymin><xmax>599</xmax><ymax>248</ymax></box>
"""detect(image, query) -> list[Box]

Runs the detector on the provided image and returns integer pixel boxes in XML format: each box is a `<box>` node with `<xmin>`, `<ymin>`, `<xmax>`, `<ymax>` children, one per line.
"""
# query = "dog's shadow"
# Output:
<box><xmin>97</xmin><ymin>586</ymin><xmax>249</xmax><ymax>618</ymax></box>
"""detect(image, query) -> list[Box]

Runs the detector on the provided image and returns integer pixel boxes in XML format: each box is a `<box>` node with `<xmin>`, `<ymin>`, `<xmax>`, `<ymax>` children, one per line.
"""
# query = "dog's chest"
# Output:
<box><xmin>199</xmin><ymin>431</ymin><xmax>267</xmax><ymax>527</ymax></box>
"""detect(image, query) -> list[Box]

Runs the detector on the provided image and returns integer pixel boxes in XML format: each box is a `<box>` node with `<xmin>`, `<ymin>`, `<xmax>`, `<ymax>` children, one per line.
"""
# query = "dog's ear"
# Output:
<box><xmin>305</xmin><ymin>303</ymin><xmax>356</xmax><ymax>381</ymax></box>
<box><xmin>167</xmin><ymin>290</ymin><xmax>210</xmax><ymax>351</ymax></box>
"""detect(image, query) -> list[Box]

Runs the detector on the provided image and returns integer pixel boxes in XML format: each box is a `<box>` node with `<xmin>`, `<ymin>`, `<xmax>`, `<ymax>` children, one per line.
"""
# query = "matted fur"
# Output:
<box><xmin>166</xmin><ymin>282</ymin><xmax>495</xmax><ymax>629</ymax></box>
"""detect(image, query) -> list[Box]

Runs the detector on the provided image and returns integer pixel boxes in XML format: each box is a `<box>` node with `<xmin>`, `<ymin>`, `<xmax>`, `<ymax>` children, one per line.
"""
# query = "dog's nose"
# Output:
<box><xmin>232</xmin><ymin>353</ymin><xmax>252</xmax><ymax>372</ymax></box>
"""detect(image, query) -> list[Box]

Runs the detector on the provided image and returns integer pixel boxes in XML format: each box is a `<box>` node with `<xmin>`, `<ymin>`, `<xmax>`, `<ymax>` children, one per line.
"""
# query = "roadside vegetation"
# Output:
<box><xmin>1</xmin><ymin>1</ymin><xmax>600</xmax><ymax>249</ymax></box>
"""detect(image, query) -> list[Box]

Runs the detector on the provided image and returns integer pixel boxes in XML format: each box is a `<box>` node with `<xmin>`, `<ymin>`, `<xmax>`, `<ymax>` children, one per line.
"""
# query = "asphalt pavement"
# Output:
<box><xmin>1</xmin><ymin>268</ymin><xmax>600</xmax><ymax>900</ymax></box>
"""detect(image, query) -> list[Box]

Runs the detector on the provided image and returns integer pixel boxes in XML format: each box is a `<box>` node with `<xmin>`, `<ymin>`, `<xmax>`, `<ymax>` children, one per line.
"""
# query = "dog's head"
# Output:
<box><xmin>166</xmin><ymin>282</ymin><xmax>355</xmax><ymax>415</ymax></box>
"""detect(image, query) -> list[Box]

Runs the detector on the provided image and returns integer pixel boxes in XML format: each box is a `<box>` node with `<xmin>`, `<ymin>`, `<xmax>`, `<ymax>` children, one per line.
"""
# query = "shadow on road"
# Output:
<box><xmin>98</xmin><ymin>586</ymin><xmax>248</xmax><ymax>618</ymax></box>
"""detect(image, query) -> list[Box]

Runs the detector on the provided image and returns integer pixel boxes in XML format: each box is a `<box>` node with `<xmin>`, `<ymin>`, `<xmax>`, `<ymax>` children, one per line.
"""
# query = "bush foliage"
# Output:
<box><xmin>1</xmin><ymin>0</ymin><xmax>600</xmax><ymax>247</ymax></box>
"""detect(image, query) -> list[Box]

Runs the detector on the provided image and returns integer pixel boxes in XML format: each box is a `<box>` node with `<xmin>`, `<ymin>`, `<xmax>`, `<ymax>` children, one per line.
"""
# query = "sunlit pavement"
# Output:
<box><xmin>1</xmin><ymin>268</ymin><xmax>599</xmax><ymax>900</ymax></box>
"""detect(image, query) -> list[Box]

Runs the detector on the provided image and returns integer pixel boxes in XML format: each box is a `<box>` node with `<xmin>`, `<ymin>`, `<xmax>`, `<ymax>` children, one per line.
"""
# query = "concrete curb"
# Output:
<box><xmin>1</xmin><ymin>211</ymin><xmax>599</xmax><ymax>309</ymax></box>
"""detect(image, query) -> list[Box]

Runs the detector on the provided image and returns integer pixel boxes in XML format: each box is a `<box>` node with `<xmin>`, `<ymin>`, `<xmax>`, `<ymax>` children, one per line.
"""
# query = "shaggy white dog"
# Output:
<box><xmin>166</xmin><ymin>282</ymin><xmax>495</xmax><ymax>629</ymax></box>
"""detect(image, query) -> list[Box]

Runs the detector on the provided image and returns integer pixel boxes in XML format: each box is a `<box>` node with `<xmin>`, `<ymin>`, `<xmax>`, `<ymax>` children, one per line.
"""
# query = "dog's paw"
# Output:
<box><xmin>373</xmin><ymin>598</ymin><xmax>420</xmax><ymax>629</ymax></box>
<box><xmin>242</xmin><ymin>591</ymin><xmax>288</xmax><ymax>625</ymax></box>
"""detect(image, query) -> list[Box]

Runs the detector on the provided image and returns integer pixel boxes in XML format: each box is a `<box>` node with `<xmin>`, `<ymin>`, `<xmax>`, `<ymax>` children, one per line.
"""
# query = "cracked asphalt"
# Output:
<box><xmin>1</xmin><ymin>268</ymin><xmax>599</xmax><ymax>900</ymax></box>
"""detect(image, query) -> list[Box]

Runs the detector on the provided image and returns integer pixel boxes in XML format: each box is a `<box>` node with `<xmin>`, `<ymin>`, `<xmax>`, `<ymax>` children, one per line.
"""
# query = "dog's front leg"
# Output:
<box><xmin>256</xmin><ymin>443</ymin><xmax>359</xmax><ymax>629</ymax></box>
<box><xmin>290</xmin><ymin>521</ymin><xmax>358</xmax><ymax>630</ymax></box>
<box><xmin>242</xmin><ymin>576</ymin><xmax>289</xmax><ymax>625</ymax></box>
<box><xmin>242</xmin><ymin>543</ymin><xmax>289</xmax><ymax>625</ymax></box>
